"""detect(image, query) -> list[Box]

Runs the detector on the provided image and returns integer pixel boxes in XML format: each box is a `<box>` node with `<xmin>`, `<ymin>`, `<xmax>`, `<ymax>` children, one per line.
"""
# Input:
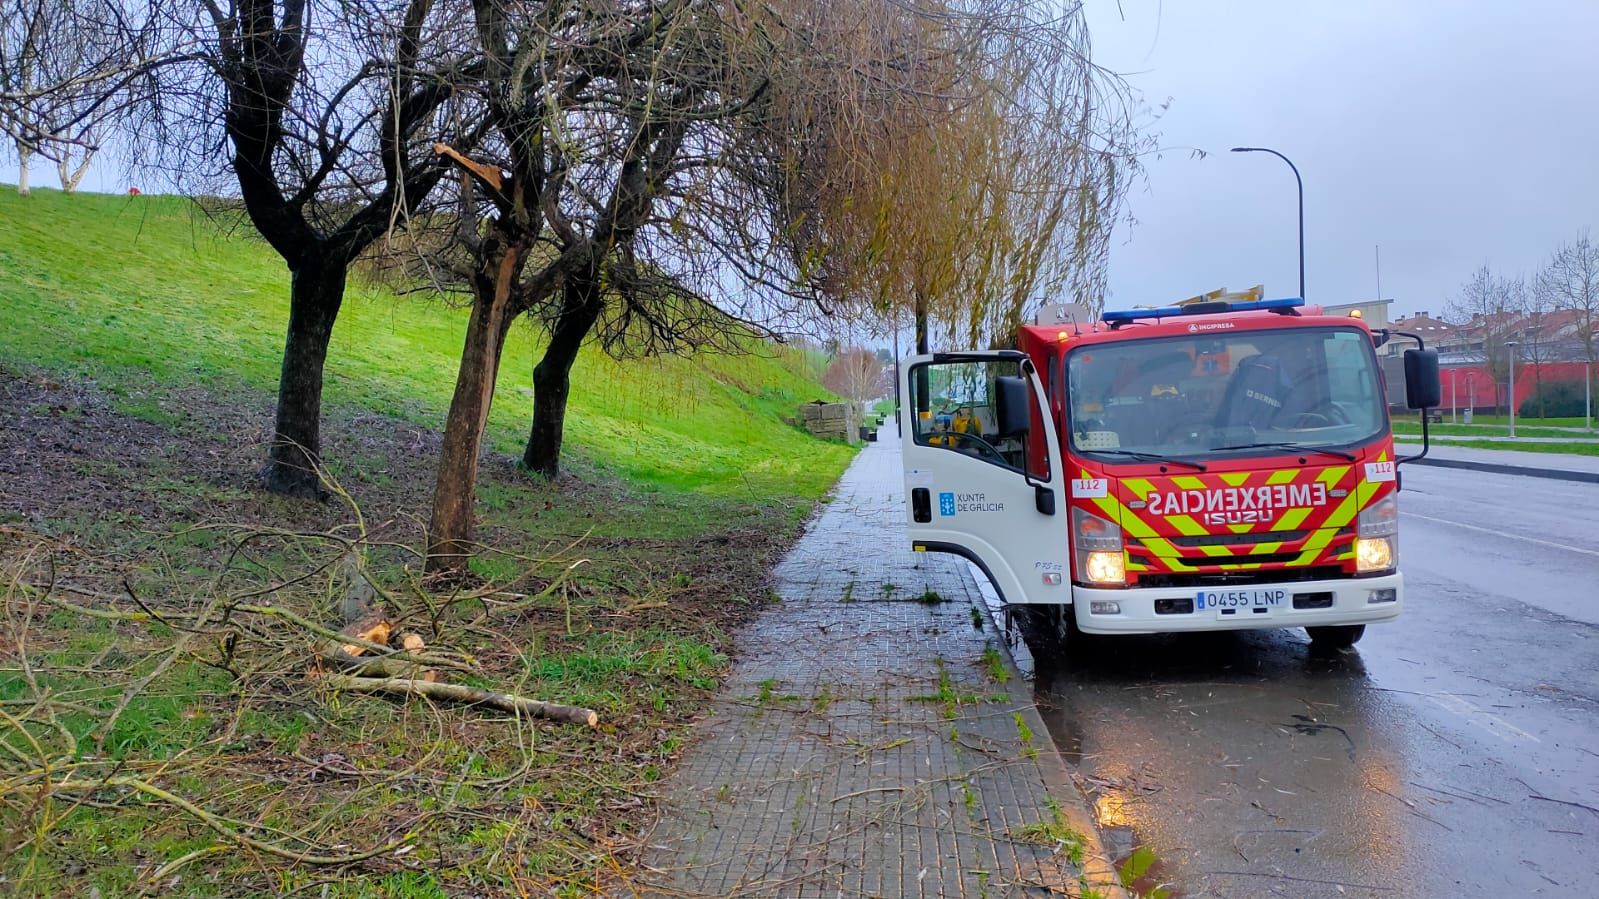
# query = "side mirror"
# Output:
<box><xmin>994</xmin><ymin>375</ymin><xmax>1030</xmax><ymax>438</ymax></box>
<box><xmin>1403</xmin><ymin>349</ymin><xmax>1441</xmax><ymax>409</ymax></box>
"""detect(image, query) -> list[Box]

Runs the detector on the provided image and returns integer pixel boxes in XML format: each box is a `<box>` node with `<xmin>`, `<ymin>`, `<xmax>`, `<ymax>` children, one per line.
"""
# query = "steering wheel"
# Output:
<box><xmin>944</xmin><ymin>431</ymin><xmax>1008</xmax><ymax>464</ymax></box>
<box><xmin>1291</xmin><ymin>403</ymin><xmax>1351</xmax><ymax>428</ymax></box>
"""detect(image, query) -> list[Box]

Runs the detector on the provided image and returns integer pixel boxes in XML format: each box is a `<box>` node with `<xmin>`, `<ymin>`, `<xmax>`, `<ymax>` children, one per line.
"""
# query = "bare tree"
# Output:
<box><xmin>108</xmin><ymin>0</ymin><xmax>475</xmax><ymax>498</ymax></box>
<box><xmin>418</xmin><ymin>1</ymin><xmax>1043</xmax><ymax>567</ymax></box>
<box><xmin>1</xmin><ymin>0</ymin><xmax>53</xmax><ymax>194</ymax></box>
<box><xmin>1539</xmin><ymin>230</ymin><xmax>1599</xmax><ymax>398</ymax></box>
<box><xmin>404</xmin><ymin>0</ymin><xmax>1142</xmax><ymax>570</ymax></box>
<box><xmin>823</xmin><ymin>346</ymin><xmax>884</xmax><ymax>404</ymax></box>
<box><xmin>0</xmin><ymin>0</ymin><xmax>139</xmax><ymax>194</ymax></box>
<box><xmin>1449</xmin><ymin>265</ymin><xmax>1526</xmax><ymax>415</ymax></box>
<box><xmin>1523</xmin><ymin>275</ymin><xmax>1555</xmax><ymax>417</ymax></box>
<box><xmin>422</xmin><ymin>0</ymin><xmax>810</xmax><ymax>569</ymax></box>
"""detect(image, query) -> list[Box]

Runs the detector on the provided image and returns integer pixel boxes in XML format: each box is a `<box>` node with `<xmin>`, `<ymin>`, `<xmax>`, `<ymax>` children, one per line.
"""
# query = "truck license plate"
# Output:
<box><xmin>1197</xmin><ymin>588</ymin><xmax>1286</xmax><ymax>618</ymax></box>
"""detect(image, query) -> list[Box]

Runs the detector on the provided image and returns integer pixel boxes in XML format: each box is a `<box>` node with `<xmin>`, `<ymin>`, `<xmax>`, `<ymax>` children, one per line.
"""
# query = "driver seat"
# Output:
<box><xmin>1214</xmin><ymin>353</ymin><xmax>1289</xmax><ymax>431</ymax></box>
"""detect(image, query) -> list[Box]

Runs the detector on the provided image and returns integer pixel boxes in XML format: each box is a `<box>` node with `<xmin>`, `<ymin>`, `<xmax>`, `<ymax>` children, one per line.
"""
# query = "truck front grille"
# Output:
<box><xmin>1166</xmin><ymin>530</ymin><xmax>1308</xmax><ymax>548</ymax></box>
<box><xmin>1132</xmin><ymin>566</ymin><xmax>1344</xmax><ymax>589</ymax></box>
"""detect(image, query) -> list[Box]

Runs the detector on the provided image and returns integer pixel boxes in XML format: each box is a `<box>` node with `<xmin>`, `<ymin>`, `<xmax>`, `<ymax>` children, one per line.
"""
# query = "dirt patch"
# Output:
<box><xmin>0</xmin><ymin>362</ymin><xmax>812</xmax><ymax>896</ymax></box>
<box><xmin>0</xmin><ymin>365</ymin><xmax>443</xmax><ymax>535</ymax></box>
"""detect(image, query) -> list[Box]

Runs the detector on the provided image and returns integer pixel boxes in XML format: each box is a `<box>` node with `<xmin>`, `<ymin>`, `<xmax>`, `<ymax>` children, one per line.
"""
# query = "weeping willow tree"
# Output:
<box><xmin>770</xmin><ymin>0</ymin><xmax>1144</xmax><ymax>350</ymax></box>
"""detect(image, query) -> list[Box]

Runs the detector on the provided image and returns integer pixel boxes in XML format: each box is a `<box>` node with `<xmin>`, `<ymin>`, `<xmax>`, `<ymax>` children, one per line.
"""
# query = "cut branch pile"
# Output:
<box><xmin>0</xmin><ymin>496</ymin><xmax>600</xmax><ymax>889</ymax></box>
<box><xmin>311</xmin><ymin>564</ymin><xmax>599</xmax><ymax>727</ymax></box>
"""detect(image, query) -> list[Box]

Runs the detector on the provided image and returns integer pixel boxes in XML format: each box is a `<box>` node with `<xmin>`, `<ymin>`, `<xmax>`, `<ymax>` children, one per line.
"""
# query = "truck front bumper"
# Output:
<box><xmin>1070</xmin><ymin>572</ymin><xmax>1402</xmax><ymax>635</ymax></box>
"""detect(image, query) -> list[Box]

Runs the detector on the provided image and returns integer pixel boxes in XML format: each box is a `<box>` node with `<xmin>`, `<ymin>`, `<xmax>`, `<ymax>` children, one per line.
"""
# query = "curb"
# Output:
<box><xmin>1396</xmin><ymin>450</ymin><xmax>1599</xmax><ymax>485</ymax></box>
<box><xmin>978</xmin><ymin>600</ymin><xmax>1129</xmax><ymax>898</ymax></box>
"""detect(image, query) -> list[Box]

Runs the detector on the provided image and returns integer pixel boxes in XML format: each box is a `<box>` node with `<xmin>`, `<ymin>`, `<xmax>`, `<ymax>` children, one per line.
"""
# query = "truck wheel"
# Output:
<box><xmin>1011</xmin><ymin>606</ymin><xmax>1066</xmax><ymax>657</ymax></box>
<box><xmin>1041</xmin><ymin>605</ymin><xmax>1074</xmax><ymax>646</ymax></box>
<box><xmin>1306</xmin><ymin>625</ymin><xmax>1365</xmax><ymax>648</ymax></box>
<box><xmin>1061</xmin><ymin>605</ymin><xmax>1086</xmax><ymax>642</ymax></box>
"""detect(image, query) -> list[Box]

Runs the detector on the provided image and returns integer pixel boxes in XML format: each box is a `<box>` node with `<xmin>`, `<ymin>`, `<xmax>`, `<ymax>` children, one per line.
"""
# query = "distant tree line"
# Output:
<box><xmin>1446</xmin><ymin>231</ymin><xmax>1599</xmax><ymax>416</ymax></box>
<box><xmin>14</xmin><ymin>0</ymin><xmax>1143</xmax><ymax>572</ymax></box>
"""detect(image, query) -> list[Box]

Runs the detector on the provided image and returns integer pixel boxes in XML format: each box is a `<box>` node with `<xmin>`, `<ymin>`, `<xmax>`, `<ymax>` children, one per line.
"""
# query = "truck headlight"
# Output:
<box><xmin>1355</xmin><ymin>536</ymin><xmax>1394</xmax><ymax>572</ymax></box>
<box><xmin>1073</xmin><ymin>507</ymin><xmax>1125</xmax><ymax>585</ymax></box>
<box><xmin>1084</xmin><ymin>551</ymin><xmax>1126</xmax><ymax>584</ymax></box>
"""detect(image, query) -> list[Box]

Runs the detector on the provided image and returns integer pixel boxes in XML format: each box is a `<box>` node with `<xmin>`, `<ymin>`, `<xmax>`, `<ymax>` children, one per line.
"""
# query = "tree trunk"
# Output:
<box><xmin>58</xmin><ymin>149</ymin><xmax>94</xmax><ymax>194</ymax></box>
<box><xmin>426</xmin><ymin>246</ymin><xmax>524</xmax><ymax>572</ymax></box>
<box><xmin>1535</xmin><ymin>361</ymin><xmax>1545</xmax><ymax>418</ymax></box>
<box><xmin>913</xmin><ymin>294</ymin><xmax>930</xmax><ymax>415</ymax></box>
<box><xmin>263</xmin><ymin>254</ymin><xmax>347</xmax><ymax>499</ymax></box>
<box><xmin>522</xmin><ymin>267</ymin><xmax>605</xmax><ymax>479</ymax></box>
<box><xmin>16</xmin><ymin>143</ymin><xmax>30</xmax><ymax>197</ymax></box>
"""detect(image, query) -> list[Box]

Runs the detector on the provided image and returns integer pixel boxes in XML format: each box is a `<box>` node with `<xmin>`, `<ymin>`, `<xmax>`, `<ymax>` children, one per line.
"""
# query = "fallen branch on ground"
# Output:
<box><xmin>315</xmin><ymin>643</ymin><xmax>436</xmax><ymax>681</ymax></box>
<box><xmin>320</xmin><ymin>675</ymin><xmax>598</xmax><ymax>727</ymax></box>
<box><xmin>42</xmin><ymin>776</ymin><xmax>410</xmax><ymax>865</ymax></box>
<box><xmin>230</xmin><ymin>602</ymin><xmax>477</xmax><ymax>672</ymax></box>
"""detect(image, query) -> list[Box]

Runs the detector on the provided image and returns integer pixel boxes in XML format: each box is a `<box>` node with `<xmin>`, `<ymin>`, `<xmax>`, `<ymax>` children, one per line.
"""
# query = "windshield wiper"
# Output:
<box><xmin>1207</xmin><ymin>441</ymin><xmax>1356</xmax><ymax>461</ymax></box>
<box><xmin>1090</xmin><ymin>449</ymin><xmax>1208</xmax><ymax>471</ymax></box>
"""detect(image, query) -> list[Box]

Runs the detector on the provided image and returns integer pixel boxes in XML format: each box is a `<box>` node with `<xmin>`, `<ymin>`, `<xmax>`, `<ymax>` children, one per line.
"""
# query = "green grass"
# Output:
<box><xmin>1403</xmin><ymin>438</ymin><xmax>1599</xmax><ymax>457</ymax></box>
<box><xmin>979</xmin><ymin>646</ymin><xmax>1009</xmax><ymax>683</ymax></box>
<box><xmin>0</xmin><ymin>188</ymin><xmax>854</xmax><ymax>499</ymax></box>
<box><xmin>1393</xmin><ymin>421</ymin><xmax>1598</xmax><ymax>440</ymax></box>
<box><xmin>1412</xmin><ymin>413</ymin><xmax>1592</xmax><ymax>428</ymax></box>
<box><xmin>0</xmin><ymin>188</ymin><xmax>860</xmax><ymax>897</ymax></box>
<box><xmin>1013</xmin><ymin>798</ymin><xmax>1086</xmax><ymax>864</ymax></box>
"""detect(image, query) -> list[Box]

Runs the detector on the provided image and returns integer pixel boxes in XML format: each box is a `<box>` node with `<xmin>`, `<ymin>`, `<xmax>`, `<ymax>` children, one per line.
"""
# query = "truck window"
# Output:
<box><xmin>1066</xmin><ymin>326</ymin><xmax>1386</xmax><ymax>459</ymax></box>
<box><xmin>908</xmin><ymin>358</ymin><xmax>1035</xmax><ymax>475</ymax></box>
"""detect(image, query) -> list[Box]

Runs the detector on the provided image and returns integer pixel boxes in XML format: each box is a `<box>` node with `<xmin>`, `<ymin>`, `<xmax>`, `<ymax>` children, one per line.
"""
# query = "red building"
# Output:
<box><xmin>1401</xmin><ymin>308</ymin><xmax>1595</xmax><ymax>414</ymax></box>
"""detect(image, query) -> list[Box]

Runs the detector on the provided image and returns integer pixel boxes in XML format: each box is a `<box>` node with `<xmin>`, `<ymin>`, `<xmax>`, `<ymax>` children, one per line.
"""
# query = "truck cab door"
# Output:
<box><xmin>899</xmin><ymin>351</ymin><xmax>1070</xmax><ymax>607</ymax></box>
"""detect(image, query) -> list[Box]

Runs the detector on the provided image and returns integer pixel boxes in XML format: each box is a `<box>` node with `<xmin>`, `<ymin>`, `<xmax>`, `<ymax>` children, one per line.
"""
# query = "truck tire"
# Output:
<box><xmin>1305</xmin><ymin>624</ymin><xmax>1365</xmax><ymax>648</ymax></box>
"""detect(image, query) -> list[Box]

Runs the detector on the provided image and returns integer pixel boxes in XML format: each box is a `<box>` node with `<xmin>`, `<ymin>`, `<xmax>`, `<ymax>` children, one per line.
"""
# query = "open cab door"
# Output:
<box><xmin>900</xmin><ymin>351</ymin><xmax>1069</xmax><ymax>607</ymax></box>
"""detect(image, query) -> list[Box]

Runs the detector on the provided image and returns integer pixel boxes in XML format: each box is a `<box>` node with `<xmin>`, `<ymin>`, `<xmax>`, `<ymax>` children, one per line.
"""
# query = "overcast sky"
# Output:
<box><xmin>1083</xmin><ymin>0</ymin><xmax>1599</xmax><ymax>319</ymax></box>
<box><xmin>8</xmin><ymin>3</ymin><xmax>1595</xmax><ymax>326</ymax></box>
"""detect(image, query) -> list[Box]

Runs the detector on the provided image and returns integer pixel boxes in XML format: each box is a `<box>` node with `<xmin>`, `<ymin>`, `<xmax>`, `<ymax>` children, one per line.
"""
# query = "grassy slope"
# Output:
<box><xmin>0</xmin><ymin>188</ymin><xmax>851</xmax><ymax>500</ymax></box>
<box><xmin>0</xmin><ymin>188</ymin><xmax>855</xmax><ymax>896</ymax></box>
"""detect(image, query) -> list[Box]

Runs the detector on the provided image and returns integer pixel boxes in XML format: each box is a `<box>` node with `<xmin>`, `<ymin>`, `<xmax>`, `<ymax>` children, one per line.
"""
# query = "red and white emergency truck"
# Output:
<box><xmin>899</xmin><ymin>295</ymin><xmax>1441</xmax><ymax>648</ymax></box>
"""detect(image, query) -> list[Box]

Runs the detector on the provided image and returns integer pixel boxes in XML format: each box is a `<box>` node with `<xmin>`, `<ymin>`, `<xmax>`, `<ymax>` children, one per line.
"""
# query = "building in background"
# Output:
<box><xmin>1322</xmin><ymin>299</ymin><xmax>1394</xmax><ymax>350</ymax></box>
<box><xmin>1396</xmin><ymin>308</ymin><xmax>1590</xmax><ymax>417</ymax></box>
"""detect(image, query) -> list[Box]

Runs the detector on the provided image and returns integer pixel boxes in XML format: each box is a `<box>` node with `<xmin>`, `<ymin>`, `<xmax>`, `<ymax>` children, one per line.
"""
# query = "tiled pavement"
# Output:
<box><xmin>636</xmin><ymin>430</ymin><xmax>1121</xmax><ymax>898</ymax></box>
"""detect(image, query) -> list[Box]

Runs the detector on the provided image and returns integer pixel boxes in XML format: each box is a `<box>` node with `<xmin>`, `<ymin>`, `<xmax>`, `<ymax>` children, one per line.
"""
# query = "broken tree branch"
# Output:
<box><xmin>320</xmin><ymin>675</ymin><xmax>598</xmax><ymax>727</ymax></box>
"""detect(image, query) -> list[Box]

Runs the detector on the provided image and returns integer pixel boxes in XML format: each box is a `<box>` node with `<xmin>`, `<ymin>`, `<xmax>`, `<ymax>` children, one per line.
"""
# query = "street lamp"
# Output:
<box><xmin>1506</xmin><ymin>340</ymin><xmax>1518</xmax><ymax>438</ymax></box>
<box><xmin>1231</xmin><ymin>146</ymin><xmax>1306</xmax><ymax>300</ymax></box>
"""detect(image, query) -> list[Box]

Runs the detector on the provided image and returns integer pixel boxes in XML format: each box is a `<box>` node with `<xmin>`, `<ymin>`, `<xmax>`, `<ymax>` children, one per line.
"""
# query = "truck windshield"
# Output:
<box><xmin>1064</xmin><ymin>326</ymin><xmax>1386</xmax><ymax>460</ymax></box>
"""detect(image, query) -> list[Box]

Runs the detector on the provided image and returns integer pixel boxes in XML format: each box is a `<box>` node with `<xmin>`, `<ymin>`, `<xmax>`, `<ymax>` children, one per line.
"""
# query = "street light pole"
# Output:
<box><xmin>1506</xmin><ymin>340</ymin><xmax>1518</xmax><ymax>438</ymax></box>
<box><xmin>1232</xmin><ymin>146</ymin><xmax>1305</xmax><ymax>300</ymax></box>
<box><xmin>1451</xmin><ymin>371</ymin><xmax>1457</xmax><ymax>424</ymax></box>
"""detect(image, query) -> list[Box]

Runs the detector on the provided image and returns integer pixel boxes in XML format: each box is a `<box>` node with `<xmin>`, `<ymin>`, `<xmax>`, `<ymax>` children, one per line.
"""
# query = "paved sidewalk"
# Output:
<box><xmin>1426</xmin><ymin>433</ymin><xmax>1599</xmax><ymax>444</ymax></box>
<box><xmin>1395</xmin><ymin>442</ymin><xmax>1599</xmax><ymax>482</ymax></box>
<box><xmin>636</xmin><ymin>432</ymin><xmax>1119</xmax><ymax>898</ymax></box>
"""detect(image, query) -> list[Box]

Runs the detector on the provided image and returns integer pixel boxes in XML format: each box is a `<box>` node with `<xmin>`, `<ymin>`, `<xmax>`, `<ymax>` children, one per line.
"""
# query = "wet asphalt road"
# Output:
<box><xmin>1030</xmin><ymin>465</ymin><xmax>1599</xmax><ymax>898</ymax></box>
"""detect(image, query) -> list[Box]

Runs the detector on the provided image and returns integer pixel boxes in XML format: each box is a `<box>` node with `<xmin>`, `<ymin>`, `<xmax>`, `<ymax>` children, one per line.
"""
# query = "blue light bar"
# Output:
<box><xmin>1100</xmin><ymin>297</ymin><xmax>1304</xmax><ymax>324</ymax></box>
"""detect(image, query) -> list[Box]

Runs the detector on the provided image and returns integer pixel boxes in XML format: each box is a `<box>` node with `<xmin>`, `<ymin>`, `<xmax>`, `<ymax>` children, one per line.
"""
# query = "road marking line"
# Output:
<box><xmin>1423</xmin><ymin>693</ymin><xmax>1541</xmax><ymax>744</ymax></box>
<box><xmin>1401</xmin><ymin>511</ymin><xmax>1599</xmax><ymax>558</ymax></box>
